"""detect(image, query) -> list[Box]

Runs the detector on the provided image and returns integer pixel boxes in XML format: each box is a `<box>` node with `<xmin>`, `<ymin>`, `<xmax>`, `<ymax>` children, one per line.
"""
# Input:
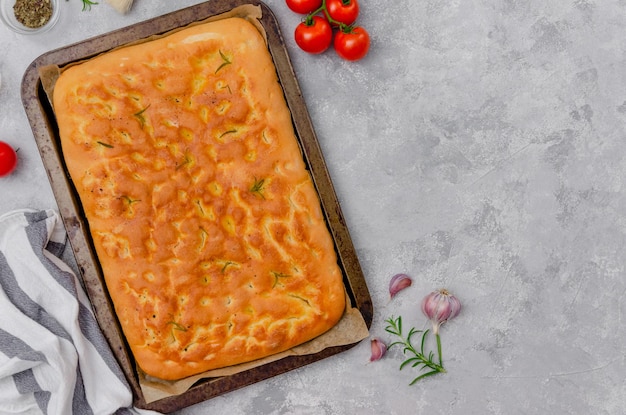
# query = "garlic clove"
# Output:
<box><xmin>369</xmin><ymin>337</ymin><xmax>387</xmax><ymax>362</ymax></box>
<box><xmin>421</xmin><ymin>288</ymin><xmax>461</xmax><ymax>334</ymax></box>
<box><xmin>389</xmin><ymin>273</ymin><xmax>412</xmax><ymax>298</ymax></box>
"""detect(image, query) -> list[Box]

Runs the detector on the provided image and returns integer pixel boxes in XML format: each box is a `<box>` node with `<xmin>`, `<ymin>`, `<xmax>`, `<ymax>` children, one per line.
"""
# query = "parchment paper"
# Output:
<box><xmin>39</xmin><ymin>4</ymin><xmax>267</xmax><ymax>106</ymax></box>
<box><xmin>140</xmin><ymin>292</ymin><xmax>369</xmax><ymax>403</ymax></box>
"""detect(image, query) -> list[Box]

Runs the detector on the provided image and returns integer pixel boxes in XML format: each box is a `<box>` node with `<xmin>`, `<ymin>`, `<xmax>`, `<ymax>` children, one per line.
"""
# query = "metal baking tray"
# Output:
<box><xmin>21</xmin><ymin>0</ymin><xmax>372</xmax><ymax>412</ymax></box>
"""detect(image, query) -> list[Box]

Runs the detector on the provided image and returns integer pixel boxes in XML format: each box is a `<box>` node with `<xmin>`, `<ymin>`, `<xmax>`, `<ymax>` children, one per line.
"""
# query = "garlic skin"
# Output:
<box><xmin>421</xmin><ymin>289</ymin><xmax>461</xmax><ymax>334</ymax></box>
<box><xmin>369</xmin><ymin>337</ymin><xmax>387</xmax><ymax>362</ymax></box>
<box><xmin>389</xmin><ymin>273</ymin><xmax>412</xmax><ymax>298</ymax></box>
<box><xmin>106</xmin><ymin>0</ymin><xmax>134</xmax><ymax>14</ymax></box>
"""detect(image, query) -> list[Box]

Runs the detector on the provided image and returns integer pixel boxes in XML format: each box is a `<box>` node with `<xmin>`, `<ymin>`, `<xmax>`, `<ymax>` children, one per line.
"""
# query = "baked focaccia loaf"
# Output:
<box><xmin>53</xmin><ymin>17</ymin><xmax>345</xmax><ymax>381</ymax></box>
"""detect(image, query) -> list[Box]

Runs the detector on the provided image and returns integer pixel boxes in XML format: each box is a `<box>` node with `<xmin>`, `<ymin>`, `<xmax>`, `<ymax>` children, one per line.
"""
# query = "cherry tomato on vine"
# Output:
<box><xmin>286</xmin><ymin>0</ymin><xmax>322</xmax><ymax>14</ymax></box>
<box><xmin>326</xmin><ymin>0</ymin><xmax>359</xmax><ymax>26</ymax></box>
<box><xmin>295</xmin><ymin>15</ymin><xmax>333</xmax><ymax>54</ymax></box>
<box><xmin>0</xmin><ymin>141</ymin><xmax>18</xmax><ymax>177</ymax></box>
<box><xmin>334</xmin><ymin>26</ymin><xmax>370</xmax><ymax>61</ymax></box>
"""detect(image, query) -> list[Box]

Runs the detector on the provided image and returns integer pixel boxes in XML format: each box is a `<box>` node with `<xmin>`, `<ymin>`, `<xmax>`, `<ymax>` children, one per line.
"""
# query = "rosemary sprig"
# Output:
<box><xmin>119</xmin><ymin>195</ymin><xmax>140</xmax><ymax>205</ymax></box>
<box><xmin>96</xmin><ymin>141</ymin><xmax>113</xmax><ymax>148</ymax></box>
<box><xmin>219</xmin><ymin>129</ymin><xmax>238</xmax><ymax>138</ymax></box>
<box><xmin>215</xmin><ymin>50</ymin><xmax>232</xmax><ymax>74</ymax></box>
<box><xmin>81</xmin><ymin>0</ymin><xmax>98</xmax><ymax>12</ymax></box>
<box><xmin>176</xmin><ymin>153</ymin><xmax>192</xmax><ymax>170</ymax></box>
<box><xmin>384</xmin><ymin>316</ymin><xmax>446</xmax><ymax>385</ymax></box>
<box><xmin>250</xmin><ymin>177</ymin><xmax>266</xmax><ymax>199</ymax></box>
<box><xmin>221</xmin><ymin>261</ymin><xmax>236</xmax><ymax>273</ymax></box>
<box><xmin>167</xmin><ymin>321</ymin><xmax>187</xmax><ymax>332</ymax></box>
<box><xmin>271</xmin><ymin>271</ymin><xmax>290</xmax><ymax>288</ymax></box>
<box><xmin>133</xmin><ymin>104</ymin><xmax>151</xmax><ymax>127</ymax></box>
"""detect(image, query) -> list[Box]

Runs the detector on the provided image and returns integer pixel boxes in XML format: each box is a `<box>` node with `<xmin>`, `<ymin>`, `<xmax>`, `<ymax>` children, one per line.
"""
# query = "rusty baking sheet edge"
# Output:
<box><xmin>21</xmin><ymin>1</ymin><xmax>373</xmax><ymax>412</ymax></box>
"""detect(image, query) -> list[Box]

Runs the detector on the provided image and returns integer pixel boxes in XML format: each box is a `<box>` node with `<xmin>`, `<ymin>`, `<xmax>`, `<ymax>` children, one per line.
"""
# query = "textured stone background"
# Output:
<box><xmin>1</xmin><ymin>0</ymin><xmax>626</xmax><ymax>413</ymax></box>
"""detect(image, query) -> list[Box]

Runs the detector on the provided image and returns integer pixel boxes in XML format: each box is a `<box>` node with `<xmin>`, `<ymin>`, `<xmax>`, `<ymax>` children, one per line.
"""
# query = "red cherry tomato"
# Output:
<box><xmin>0</xmin><ymin>141</ymin><xmax>17</xmax><ymax>177</ymax></box>
<box><xmin>286</xmin><ymin>0</ymin><xmax>322</xmax><ymax>14</ymax></box>
<box><xmin>295</xmin><ymin>16</ymin><xmax>333</xmax><ymax>54</ymax></box>
<box><xmin>334</xmin><ymin>26</ymin><xmax>370</xmax><ymax>61</ymax></box>
<box><xmin>326</xmin><ymin>0</ymin><xmax>359</xmax><ymax>26</ymax></box>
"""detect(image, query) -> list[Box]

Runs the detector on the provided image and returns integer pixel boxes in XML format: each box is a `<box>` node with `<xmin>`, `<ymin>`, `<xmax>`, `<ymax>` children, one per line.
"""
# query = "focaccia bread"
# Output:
<box><xmin>53</xmin><ymin>17</ymin><xmax>346</xmax><ymax>381</ymax></box>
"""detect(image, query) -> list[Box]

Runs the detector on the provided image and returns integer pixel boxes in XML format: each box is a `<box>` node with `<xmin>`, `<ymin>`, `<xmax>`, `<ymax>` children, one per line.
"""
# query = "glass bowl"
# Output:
<box><xmin>0</xmin><ymin>0</ymin><xmax>60</xmax><ymax>35</ymax></box>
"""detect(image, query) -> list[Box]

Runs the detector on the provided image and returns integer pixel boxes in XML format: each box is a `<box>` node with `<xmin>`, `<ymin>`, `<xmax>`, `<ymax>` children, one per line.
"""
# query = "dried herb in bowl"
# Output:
<box><xmin>13</xmin><ymin>0</ymin><xmax>53</xmax><ymax>28</ymax></box>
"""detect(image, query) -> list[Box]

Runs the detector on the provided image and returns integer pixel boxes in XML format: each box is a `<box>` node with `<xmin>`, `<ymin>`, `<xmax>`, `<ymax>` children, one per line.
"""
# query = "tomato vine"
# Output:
<box><xmin>286</xmin><ymin>0</ymin><xmax>370</xmax><ymax>61</ymax></box>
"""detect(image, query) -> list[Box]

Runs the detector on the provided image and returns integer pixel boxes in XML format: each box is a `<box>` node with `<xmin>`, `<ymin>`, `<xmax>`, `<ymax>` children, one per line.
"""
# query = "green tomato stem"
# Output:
<box><xmin>305</xmin><ymin>0</ymin><xmax>351</xmax><ymax>32</ymax></box>
<box><xmin>436</xmin><ymin>333</ymin><xmax>443</xmax><ymax>367</ymax></box>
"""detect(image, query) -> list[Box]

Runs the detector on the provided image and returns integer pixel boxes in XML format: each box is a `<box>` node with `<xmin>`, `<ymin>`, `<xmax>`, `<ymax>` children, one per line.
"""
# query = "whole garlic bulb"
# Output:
<box><xmin>421</xmin><ymin>289</ymin><xmax>461</xmax><ymax>334</ymax></box>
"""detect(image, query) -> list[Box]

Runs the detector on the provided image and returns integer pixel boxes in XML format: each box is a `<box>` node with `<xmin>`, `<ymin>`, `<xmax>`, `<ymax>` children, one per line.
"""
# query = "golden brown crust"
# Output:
<box><xmin>53</xmin><ymin>17</ymin><xmax>345</xmax><ymax>380</ymax></box>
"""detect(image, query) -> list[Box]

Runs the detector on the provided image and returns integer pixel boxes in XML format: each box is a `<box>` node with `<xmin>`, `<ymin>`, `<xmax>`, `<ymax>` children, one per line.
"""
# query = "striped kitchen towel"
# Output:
<box><xmin>0</xmin><ymin>209</ymin><xmax>159</xmax><ymax>415</ymax></box>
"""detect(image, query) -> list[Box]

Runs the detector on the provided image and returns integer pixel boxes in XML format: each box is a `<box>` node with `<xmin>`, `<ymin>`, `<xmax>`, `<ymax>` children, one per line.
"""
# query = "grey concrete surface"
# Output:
<box><xmin>1</xmin><ymin>0</ymin><xmax>625</xmax><ymax>414</ymax></box>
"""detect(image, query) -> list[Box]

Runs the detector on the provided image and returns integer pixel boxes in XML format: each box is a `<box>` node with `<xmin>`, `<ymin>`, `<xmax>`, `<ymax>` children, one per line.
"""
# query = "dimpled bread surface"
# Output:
<box><xmin>53</xmin><ymin>17</ymin><xmax>346</xmax><ymax>381</ymax></box>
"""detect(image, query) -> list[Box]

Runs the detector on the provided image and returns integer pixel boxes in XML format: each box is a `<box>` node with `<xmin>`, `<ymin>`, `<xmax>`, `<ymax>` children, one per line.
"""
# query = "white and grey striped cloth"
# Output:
<box><xmin>0</xmin><ymin>209</ymin><xmax>159</xmax><ymax>415</ymax></box>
